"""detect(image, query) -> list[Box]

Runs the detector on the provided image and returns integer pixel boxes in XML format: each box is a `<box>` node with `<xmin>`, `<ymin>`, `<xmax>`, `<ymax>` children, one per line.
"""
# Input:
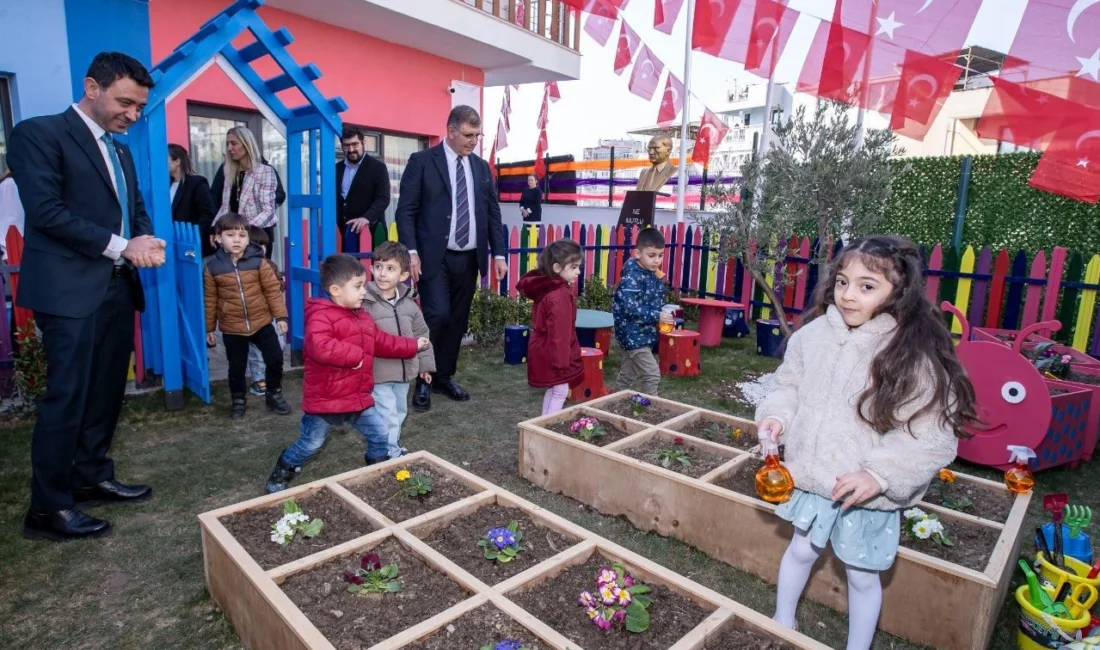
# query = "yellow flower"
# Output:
<box><xmin>938</xmin><ymin>469</ymin><xmax>956</xmax><ymax>483</ymax></box>
<box><xmin>733</xmin><ymin>428</ymin><xmax>743</xmax><ymax>440</ymax></box>
<box><xmin>395</xmin><ymin>469</ymin><xmax>411</xmax><ymax>482</ymax></box>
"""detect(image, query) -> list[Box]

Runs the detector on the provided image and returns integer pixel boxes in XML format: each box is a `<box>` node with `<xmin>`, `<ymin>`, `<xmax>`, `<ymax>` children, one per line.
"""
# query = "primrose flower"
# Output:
<box><xmin>485</xmin><ymin>527</ymin><xmax>518</xmax><ymax>550</ymax></box>
<box><xmin>599</xmin><ymin>585</ymin><xmax>617</xmax><ymax>606</ymax></box>
<box><xmin>674</xmin><ymin>436</ymin><xmax>685</xmax><ymax>445</ymax></box>
<box><xmin>623</xmin><ymin>574</ymin><xmax>634</xmax><ymax>587</ymax></box>
<box><xmin>912</xmin><ymin>519</ymin><xmax>934</xmax><ymax>539</ymax></box>
<box><xmin>594</xmin><ymin>614</ymin><xmax>613</xmax><ymax>631</ymax></box>
<box><xmin>617</xmin><ymin>589</ymin><xmax>632</xmax><ymax>606</ymax></box>
<box><xmin>579</xmin><ymin>591</ymin><xmax>596</xmax><ymax>608</ymax></box>
<box><xmin>597</xmin><ymin>568</ymin><xmax>618</xmax><ymax>586</ymax></box>
<box><xmin>1062</xmin><ymin>354</ymin><xmax>1073</xmax><ymax>364</ymax></box>
<box><xmin>570</xmin><ymin>417</ymin><xmax>598</xmax><ymax>433</ymax></box>
<box><xmin>938</xmin><ymin>469</ymin><xmax>956</xmax><ymax>483</ymax></box>
<box><xmin>361</xmin><ymin>553</ymin><xmax>382</xmax><ymax>572</ymax></box>
<box><xmin>494</xmin><ymin>641</ymin><xmax>523</xmax><ymax>650</ymax></box>
<box><xmin>903</xmin><ymin>507</ymin><xmax>926</xmax><ymax>521</ymax></box>
<box><xmin>733</xmin><ymin>428</ymin><xmax>743</xmax><ymax>439</ymax></box>
<box><xmin>927</xmin><ymin>519</ymin><xmax>945</xmax><ymax>536</ymax></box>
<box><xmin>395</xmin><ymin>469</ymin><xmax>411</xmax><ymax>482</ymax></box>
<box><xmin>630</xmin><ymin>394</ymin><xmax>651</xmax><ymax>408</ymax></box>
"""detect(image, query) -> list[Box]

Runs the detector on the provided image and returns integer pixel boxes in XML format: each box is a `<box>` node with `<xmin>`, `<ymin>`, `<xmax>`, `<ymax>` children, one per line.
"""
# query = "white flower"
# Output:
<box><xmin>903</xmin><ymin>508</ymin><xmax>926</xmax><ymax>521</ymax></box>
<box><xmin>912</xmin><ymin>519</ymin><xmax>933</xmax><ymax>539</ymax></box>
<box><xmin>927</xmin><ymin>520</ymin><xmax>945</xmax><ymax>535</ymax></box>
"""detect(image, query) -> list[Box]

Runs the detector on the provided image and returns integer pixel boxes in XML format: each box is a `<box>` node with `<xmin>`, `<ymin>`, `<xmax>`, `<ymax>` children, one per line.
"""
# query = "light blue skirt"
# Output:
<box><xmin>775</xmin><ymin>489</ymin><xmax>901</xmax><ymax>571</ymax></box>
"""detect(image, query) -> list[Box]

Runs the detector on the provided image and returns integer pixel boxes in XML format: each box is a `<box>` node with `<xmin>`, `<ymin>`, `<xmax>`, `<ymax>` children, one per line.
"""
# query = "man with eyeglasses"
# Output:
<box><xmin>337</xmin><ymin>126</ymin><xmax>390</xmax><ymax>251</ymax></box>
<box><xmin>396</xmin><ymin>105</ymin><xmax>507</xmax><ymax>411</ymax></box>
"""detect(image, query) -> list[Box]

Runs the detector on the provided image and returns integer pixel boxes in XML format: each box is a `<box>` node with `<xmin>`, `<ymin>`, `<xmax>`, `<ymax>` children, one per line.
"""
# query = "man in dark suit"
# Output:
<box><xmin>397</xmin><ymin>105</ymin><xmax>507</xmax><ymax>410</ymax></box>
<box><xmin>8</xmin><ymin>52</ymin><xmax>166</xmax><ymax>542</ymax></box>
<box><xmin>338</xmin><ymin>127</ymin><xmax>391</xmax><ymax>250</ymax></box>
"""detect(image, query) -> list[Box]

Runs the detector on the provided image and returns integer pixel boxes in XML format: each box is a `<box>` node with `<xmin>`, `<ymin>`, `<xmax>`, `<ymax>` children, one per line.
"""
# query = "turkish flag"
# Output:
<box><xmin>976</xmin><ymin>78</ymin><xmax>1077</xmax><ymax>150</ymax></box>
<box><xmin>657</xmin><ymin>73</ymin><xmax>684</xmax><ymax>127</ymax></box>
<box><xmin>797</xmin><ymin>17</ymin><xmax>872</xmax><ymax>103</ymax></box>
<box><xmin>696</xmin><ymin>0</ymin><xmax>797</xmax><ymax>79</ymax></box>
<box><xmin>1002</xmin><ymin>0</ymin><xmax>1100</xmax><ymax>108</ymax></box>
<box><xmin>537</xmin><ymin>88</ymin><xmax>549</xmax><ymax>130</ymax></box>
<box><xmin>496</xmin><ymin>117</ymin><xmax>509</xmax><ymax>151</ymax></box>
<box><xmin>692</xmin><ymin>0</ymin><xmax>739</xmax><ymax>57</ymax></box>
<box><xmin>889</xmin><ymin>49</ymin><xmax>963</xmax><ymax>140</ymax></box>
<box><xmin>614</xmin><ymin>21</ymin><xmax>641</xmax><ymax>75</ymax></box>
<box><xmin>548</xmin><ymin>81</ymin><xmax>561</xmax><ymax>102</ymax></box>
<box><xmin>582</xmin><ymin>0</ymin><xmax>618</xmax><ymax>46</ymax></box>
<box><xmin>1029</xmin><ymin>107</ymin><xmax>1100</xmax><ymax>203</ymax></box>
<box><xmin>654</xmin><ymin>0</ymin><xmax>686</xmax><ymax>34</ymax></box>
<box><xmin>692</xmin><ymin>109</ymin><xmax>729</xmax><ymax>165</ymax></box>
<box><xmin>534</xmin><ymin>128</ymin><xmax>549</xmax><ymax>178</ymax></box>
<box><xmin>628</xmin><ymin>45</ymin><xmax>665</xmax><ymax>100</ymax></box>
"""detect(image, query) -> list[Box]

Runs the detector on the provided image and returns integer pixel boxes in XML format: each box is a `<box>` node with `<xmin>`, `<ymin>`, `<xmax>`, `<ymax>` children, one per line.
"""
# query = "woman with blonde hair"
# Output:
<box><xmin>215</xmin><ymin>126</ymin><xmax>278</xmax><ymax>258</ymax></box>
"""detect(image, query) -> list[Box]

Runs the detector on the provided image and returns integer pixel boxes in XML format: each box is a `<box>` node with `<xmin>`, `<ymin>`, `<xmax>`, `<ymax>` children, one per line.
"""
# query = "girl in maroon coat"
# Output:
<box><xmin>517</xmin><ymin>239</ymin><xmax>584</xmax><ymax>416</ymax></box>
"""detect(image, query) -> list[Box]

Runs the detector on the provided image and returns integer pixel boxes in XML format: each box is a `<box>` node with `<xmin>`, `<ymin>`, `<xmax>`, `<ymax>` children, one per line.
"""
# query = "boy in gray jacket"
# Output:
<box><xmin>364</xmin><ymin>242</ymin><xmax>435</xmax><ymax>458</ymax></box>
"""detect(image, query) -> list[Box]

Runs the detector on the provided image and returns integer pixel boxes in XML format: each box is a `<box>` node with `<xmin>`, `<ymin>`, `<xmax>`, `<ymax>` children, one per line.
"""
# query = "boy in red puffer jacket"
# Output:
<box><xmin>517</xmin><ymin>239</ymin><xmax>584</xmax><ymax>416</ymax></box>
<box><xmin>265</xmin><ymin>254</ymin><xmax>430</xmax><ymax>493</ymax></box>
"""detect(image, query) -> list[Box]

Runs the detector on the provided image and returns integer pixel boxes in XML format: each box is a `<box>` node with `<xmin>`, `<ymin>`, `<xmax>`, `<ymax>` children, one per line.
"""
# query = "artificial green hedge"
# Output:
<box><xmin>885</xmin><ymin>152</ymin><xmax>1100</xmax><ymax>253</ymax></box>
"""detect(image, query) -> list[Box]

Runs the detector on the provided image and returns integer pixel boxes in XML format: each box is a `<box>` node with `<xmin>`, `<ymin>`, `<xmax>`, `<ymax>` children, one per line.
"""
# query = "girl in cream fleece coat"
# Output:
<box><xmin>756</xmin><ymin>236</ymin><xmax>977</xmax><ymax>650</ymax></box>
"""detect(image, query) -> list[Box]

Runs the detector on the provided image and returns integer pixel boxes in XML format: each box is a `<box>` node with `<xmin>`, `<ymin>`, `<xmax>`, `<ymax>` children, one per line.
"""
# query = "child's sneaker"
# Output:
<box><xmin>249</xmin><ymin>380</ymin><xmax>267</xmax><ymax>396</ymax></box>
<box><xmin>230</xmin><ymin>396</ymin><xmax>246</xmax><ymax>420</ymax></box>
<box><xmin>363</xmin><ymin>453</ymin><xmax>388</xmax><ymax>465</ymax></box>
<box><xmin>389</xmin><ymin>447</ymin><xmax>408</xmax><ymax>460</ymax></box>
<box><xmin>265</xmin><ymin>452</ymin><xmax>301</xmax><ymax>493</ymax></box>
<box><xmin>266</xmin><ymin>390</ymin><xmax>291</xmax><ymax>415</ymax></box>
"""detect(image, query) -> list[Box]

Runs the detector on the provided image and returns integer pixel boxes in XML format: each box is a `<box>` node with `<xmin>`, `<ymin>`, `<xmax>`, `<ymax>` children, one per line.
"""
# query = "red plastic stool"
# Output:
<box><xmin>568</xmin><ymin>347</ymin><xmax>610</xmax><ymax>402</ymax></box>
<box><xmin>659</xmin><ymin>330</ymin><xmax>701</xmax><ymax>377</ymax></box>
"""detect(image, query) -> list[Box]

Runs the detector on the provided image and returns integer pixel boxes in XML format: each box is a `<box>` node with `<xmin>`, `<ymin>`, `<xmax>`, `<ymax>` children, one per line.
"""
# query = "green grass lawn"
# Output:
<box><xmin>0</xmin><ymin>337</ymin><xmax>1094</xmax><ymax>649</ymax></box>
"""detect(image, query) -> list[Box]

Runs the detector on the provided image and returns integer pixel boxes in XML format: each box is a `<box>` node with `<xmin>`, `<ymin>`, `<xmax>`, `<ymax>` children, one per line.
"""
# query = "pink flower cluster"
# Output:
<box><xmin>577</xmin><ymin>567</ymin><xmax>635</xmax><ymax>630</ymax></box>
<box><xmin>570</xmin><ymin>417</ymin><xmax>599</xmax><ymax>434</ymax></box>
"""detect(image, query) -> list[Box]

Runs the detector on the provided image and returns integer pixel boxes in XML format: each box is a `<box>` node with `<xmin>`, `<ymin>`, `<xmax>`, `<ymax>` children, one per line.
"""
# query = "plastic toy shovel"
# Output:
<box><xmin>1045</xmin><ymin>493</ymin><xmax>1069</xmax><ymax>568</ymax></box>
<box><xmin>1019</xmin><ymin>560</ymin><xmax>1054</xmax><ymax>610</ymax></box>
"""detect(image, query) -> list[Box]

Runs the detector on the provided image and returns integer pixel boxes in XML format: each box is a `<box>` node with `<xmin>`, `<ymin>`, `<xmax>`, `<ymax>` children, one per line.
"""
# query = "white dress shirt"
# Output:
<box><xmin>170</xmin><ymin>180</ymin><xmax>180</xmax><ymax>205</ymax></box>
<box><xmin>0</xmin><ymin>177</ymin><xmax>25</xmax><ymax>260</ymax></box>
<box><xmin>442</xmin><ymin>140</ymin><xmax>476</xmax><ymax>252</ymax></box>
<box><xmin>341</xmin><ymin>157</ymin><xmax>361</xmax><ymax>199</ymax></box>
<box><xmin>71</xmin><ymin>104</ymin><xmax>129</xmax><ymax>261</ymax></box>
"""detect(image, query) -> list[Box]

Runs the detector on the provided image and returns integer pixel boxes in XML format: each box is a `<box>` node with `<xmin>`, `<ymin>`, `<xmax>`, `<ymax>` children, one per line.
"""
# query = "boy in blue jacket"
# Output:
<box><xmin>612</xmin><ymin>228</ymin><xmax>673</xmax><ymax>395</ymax></box>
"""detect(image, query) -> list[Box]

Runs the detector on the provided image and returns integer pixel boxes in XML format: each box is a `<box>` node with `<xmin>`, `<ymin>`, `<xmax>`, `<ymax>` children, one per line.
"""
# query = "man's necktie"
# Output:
<box><xmin>101</xmin><ymin>134</ymin><xmax>130</xmax><ymax>239</ymax></box>
<box><xmin>454</xmin><ymin>156</ymin><xmax>470</xmax><ymax>248</ymax></box>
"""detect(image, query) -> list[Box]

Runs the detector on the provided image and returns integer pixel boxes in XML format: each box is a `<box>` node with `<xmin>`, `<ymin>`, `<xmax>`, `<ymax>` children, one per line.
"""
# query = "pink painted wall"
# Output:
<box><xmin>148</xmin><ymin>0</ymin><xmax>484</xmax><ymax>148</ymax></box>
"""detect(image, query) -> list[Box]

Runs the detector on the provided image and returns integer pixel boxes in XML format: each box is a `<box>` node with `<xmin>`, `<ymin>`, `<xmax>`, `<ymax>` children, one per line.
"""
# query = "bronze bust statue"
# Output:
<box><xmin>635</xmin><ymin>135</ymin><xmax>677</xmax><ymax>193</ymax></box>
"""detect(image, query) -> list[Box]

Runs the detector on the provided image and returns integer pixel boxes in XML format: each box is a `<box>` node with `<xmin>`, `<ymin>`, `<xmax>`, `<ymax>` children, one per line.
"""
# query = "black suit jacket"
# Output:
<box><xmin>172</xmin><ymin>173</ymin><xmax>216</xmax><ymax>229</ymax></box>
<box><xmin>395</xmin><ymin>144</ymin><xmax>505</xmax><ymax>278</ymax></box>
<box><xmin>7</xmin><ymin>107</ymin><xmax>152</xmax><ymax>318</ymax></box>
<box><xmin>337</xmin><ymin>155</ymin><xmax>390</xmax><ymax>232</ymax></box>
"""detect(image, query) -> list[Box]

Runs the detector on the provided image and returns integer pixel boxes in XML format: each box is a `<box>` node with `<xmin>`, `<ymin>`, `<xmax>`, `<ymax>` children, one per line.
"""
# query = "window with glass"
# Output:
<box><xmin>0</xmin><ymin>77</ymin><xmax>13</xmax><ymax>173</ymax></box>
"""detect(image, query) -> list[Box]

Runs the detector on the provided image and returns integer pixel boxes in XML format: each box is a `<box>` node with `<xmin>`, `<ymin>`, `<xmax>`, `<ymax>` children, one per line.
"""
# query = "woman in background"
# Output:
<box><xmin>520</xmin><ymin>174</ymin><xmax>542</xmax><ymax>223</ymax></box>
<box><xmin>215</xmin><ymin>126</ymin><xmax>278</xmax><ymax>258</ymax></box>
<box><xmin>169</xmin><ymin>144</ymin><xmax>217</xmax><ymax>258</ymax></box>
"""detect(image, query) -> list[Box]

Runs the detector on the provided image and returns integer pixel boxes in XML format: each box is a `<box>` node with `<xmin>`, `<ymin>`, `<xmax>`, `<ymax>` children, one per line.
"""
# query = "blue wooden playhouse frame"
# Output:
<box><xmin>127</xmin><ymin>0</ymin><xmax>345</xmax><ymax>409</ymax></box>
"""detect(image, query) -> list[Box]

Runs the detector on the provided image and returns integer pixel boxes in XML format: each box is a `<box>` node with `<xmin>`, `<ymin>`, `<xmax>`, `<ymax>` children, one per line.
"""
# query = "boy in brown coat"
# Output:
<box><xmin>204</xmin><ymin>213</ymin><xmax>291</xmax><ymax>419</ymax></box>
<box><xmin>363</xmin><ymin>242</ymin><xmax>435</xmax><ymax>458</ymax></box>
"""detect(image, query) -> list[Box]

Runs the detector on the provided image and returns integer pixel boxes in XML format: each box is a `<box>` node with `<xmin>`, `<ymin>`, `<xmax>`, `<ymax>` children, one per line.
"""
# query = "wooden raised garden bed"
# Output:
<box><xmin>198</xmin><ymin>451</ymin><xmax>830</xmax><ymax>649</ymax></box>
<box><xmin>518</xmin><ymin>391</ymin><xmax>1032</xmax><ymax>650</ymax></box>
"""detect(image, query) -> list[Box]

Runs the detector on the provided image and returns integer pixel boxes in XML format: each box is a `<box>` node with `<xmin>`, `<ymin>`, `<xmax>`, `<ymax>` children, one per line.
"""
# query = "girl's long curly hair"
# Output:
<box><xmin>800</xmin><ymin>235</ymin><xmax>978</xmax><ymax>437</ymax></box>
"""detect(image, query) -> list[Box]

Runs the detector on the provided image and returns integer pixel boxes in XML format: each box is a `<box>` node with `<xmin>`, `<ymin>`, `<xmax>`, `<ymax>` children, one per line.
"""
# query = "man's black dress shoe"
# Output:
<box><xmin>23</xmin><ymin>509</ymin><xmax>112</xmax><ymax>542</ymax></box>
<box><xmin>412</xmin><ymin>379</ymin><xmax>432</xmax><ymax>412</ymax></box>
<box><xmin>72</xmin><ymin>480</ymin><xmax>153</xmax><ymax>507</ymax></box>
<box><xmin>432</xmin><ymin>378</ymin><xmax>470</xmax><ymax>401</ymax></box>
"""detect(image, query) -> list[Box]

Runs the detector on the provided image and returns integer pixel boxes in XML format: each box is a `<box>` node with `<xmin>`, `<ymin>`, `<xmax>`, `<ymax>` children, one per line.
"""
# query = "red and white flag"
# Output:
<box><xmin>654</xmin><ymin>0</ymin><xmax>686</xmax><ymax>34</ymax></box>
<box><xmin>1029</xmin><ymin>106</ymin><xmax>1100</xmax><ymax>203</ymax></box>
<box><xmin>628</xmin><ymin>45</ymin><xmax>665</xmax><ymax>100</ymax></box>
<box><xmin>496</xmin><ymin>116</ymin><xmax>509</xmax><ymax>151</ymax></box>
<box><xmin>657</xmin><ymin>73</ymin><xmax>684</xmax><ymax>127</ymax></box>
<box><xmin>614</xmin><ymin>21</ymin><xmax>641</xmax><ymax>75</ymax></box>
<box><xmin>583</xmin><ymin>0</ymin><xmax>618</xmax><ymax>46</ymax></box>
<box><xmin>534</xmin><ymin>85</ymin><xmax>550</xmax><ymax>178</ymax></box>
<box><xmin>976</xmin><ymin>78</ymin><xmax>1076</xmax><ymax>150</ymax></box>
<box><xmin>889</xmin><ymin>49</ymin><xmax>964</xmax><ymax>140</ymax></box>
<box><xmin>694</xmin><ymin>0</ymin><xmax>797</xmax><ymax>80</ymax></box>
<box><xmin>548</xmin><ymin>81</ymin><xmax>561</xmax><ymax>102</ymax></box>
<box><xmin>692</xmin><ymin>108</ymin><xmax>729</xmax><ymax>165</ymax></box>
<box><xmin>1001</xmin><ymin>0</ymin><xmax>1100</xmax><ymax>108</ymax></box>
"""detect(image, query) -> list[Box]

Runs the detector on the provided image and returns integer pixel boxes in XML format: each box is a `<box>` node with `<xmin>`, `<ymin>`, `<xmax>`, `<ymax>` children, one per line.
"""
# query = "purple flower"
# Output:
<box><xmin>343</xmin><ymin>571</ymin><xmax>364</xmax><ymax>585</ymax></box>
<box><xmin>494</xmin><ymin>641</ymin><xmax>523</xmax><ymax>650</ymax></box>
<box><xmin>361</xmin><ymin>553</ymin><xmax>382</xmax><ymax>572</ymax></box>
<box><xmin>613</xmin><ymin>609</ymin><xmax>627</xmax><ymax>622</ymax></box>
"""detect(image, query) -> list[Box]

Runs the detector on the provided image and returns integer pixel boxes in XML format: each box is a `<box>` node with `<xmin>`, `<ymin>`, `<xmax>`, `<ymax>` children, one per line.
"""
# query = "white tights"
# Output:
<box><xmin>541</xmin><ymin>384</ymin><xmax>569</xmax><ymax>416</ymax></box>
<box><xmin>774</xmin><ymin>528</ymin><xmax>882</xmax><ymax>650</ymax></box>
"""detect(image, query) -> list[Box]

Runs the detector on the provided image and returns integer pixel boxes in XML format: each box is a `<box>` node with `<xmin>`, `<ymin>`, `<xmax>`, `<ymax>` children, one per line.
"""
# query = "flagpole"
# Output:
<box><xmin>675</xmin><ymin>0</ymin><xmax>695</xmax><ymax>224</ymax></box>
<box><xmin>853</xmin><ymin>2</ymin><xmax>880</xmax><ymax>148</ymax></box>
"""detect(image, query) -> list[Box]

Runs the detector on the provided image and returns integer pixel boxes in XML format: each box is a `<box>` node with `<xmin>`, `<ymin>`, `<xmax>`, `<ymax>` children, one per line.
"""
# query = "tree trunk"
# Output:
<box><xmin>745</xmin><ymin>260</ymin><xmax>793</xmax><ymax>338</ymax></box>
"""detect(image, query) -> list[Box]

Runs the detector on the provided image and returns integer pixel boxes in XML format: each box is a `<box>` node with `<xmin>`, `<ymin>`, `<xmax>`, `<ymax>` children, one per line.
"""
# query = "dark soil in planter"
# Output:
<box><xmin>546</xmin><ymin>417</ymin><xmax>635</xmax><ymax>447</ymax></box>
<box><xmin>509</xmin><ymin>553</ymin><xmax>711</xmax><ymax>649</ymax></box>
<box><xmin>220</xmin><ymin>488</ymin><xmax>377</xmax><ymax>570</ymax></box>
<box><xmin>676</xmin><ymin>418</ymin><xmax>759</xmax><ymax>451</ymax></box>
<box><xmin>922</xmin><ymin>478</ymin><xmax>1015</xmax><ymax>523</ymax></box>
<box><xmin>346</xmin><ymin>462</ymin><xmax>479</xmax><ymax>524</ymax></box>
<box><xmin>713</xmin><ymin>465</ymin><xmax>765</xmax><ymax>501</ymax></box>
<box><xmin>280</xmin><ymin>537</ymin><xmax>470</xmax><ymax>650</ymax></box>
<box><xmin>618</xmin><ymin>437</ymin><xmax>734</xmax><ymax>478</ymax></box>
<box><xmin>404</xmin><ymin>603</ymin><xmax>547</xmax><ymax>650</ymax></box>
<box><xmin>420</xmin><ymin>504</ymin><xmax>579</xmax><ymax>585</ymax></box>
<box><xmin>1067</xmin><ymin>371</ymin><xmax>1100</xmax><ymax>386</ymax></box>
<box><xmin>704</xmin><ymin>624</ymin><xmax>794</xmax><ymax>649</ymax></box>
<box><xmin>599</xmin><ymin>398</ymin><xmax>680</xmax><ymax>425</ymax></box>
<box><xmin>898</xmin><ymin>516</ymin><xmax>1000</xmax><ymax>572</ymax></box>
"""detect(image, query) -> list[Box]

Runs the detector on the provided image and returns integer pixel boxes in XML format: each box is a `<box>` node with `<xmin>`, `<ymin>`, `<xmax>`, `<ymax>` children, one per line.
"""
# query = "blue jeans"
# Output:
<box><xmin>282</xmin><ymin>410</ymin><xmax>388</xmax><ymax>467</ymax></box>
<box><xmin>371</xmin><ymin>382</ymin><xmax>410</xmax><ymax>458</ymax></box>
